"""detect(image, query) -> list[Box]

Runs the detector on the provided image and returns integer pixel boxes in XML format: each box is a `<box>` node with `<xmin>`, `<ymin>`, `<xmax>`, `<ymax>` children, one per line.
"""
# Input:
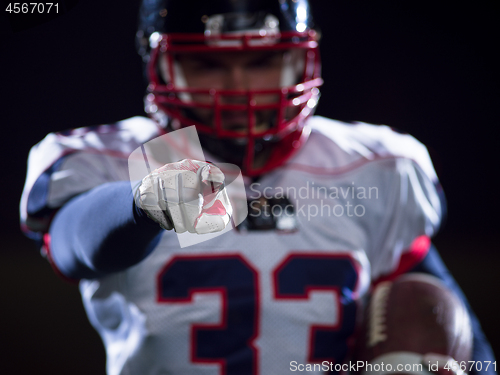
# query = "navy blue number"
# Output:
<box><xmin>274</xmin><ymin>254</ymin><xmax>358</xmax><ymax>366</ymax></box>
<box><xmin>157</xmin><ymin>255</ymin><xmax>258</xmax><ymax>375</ymax></box>
<box><xmin>158</xmin><ymin>253</ymin><xmax>358</xmax><ymax>374</ymax></box>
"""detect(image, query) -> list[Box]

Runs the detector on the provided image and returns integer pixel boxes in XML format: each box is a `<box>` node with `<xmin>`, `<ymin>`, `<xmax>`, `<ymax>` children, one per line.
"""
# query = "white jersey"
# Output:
<box><xmin>21</xmin><ymin>115</ymin><xmax>442</xmax><ymax>375</ymax></box>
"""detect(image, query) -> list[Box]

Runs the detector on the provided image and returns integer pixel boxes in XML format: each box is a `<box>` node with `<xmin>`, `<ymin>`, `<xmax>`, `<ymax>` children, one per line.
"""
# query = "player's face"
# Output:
<box><xmin>165</xmin><ymin>50</ymin><xmax>286</xmax><ymax>134</ymax></box>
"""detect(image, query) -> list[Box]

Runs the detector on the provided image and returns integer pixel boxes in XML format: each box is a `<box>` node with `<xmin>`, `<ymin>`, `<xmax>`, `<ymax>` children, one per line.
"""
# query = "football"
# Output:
<box><xmin>354</xmin><ymin>273</ymin><xmax>473</xmax><ymax>371</ymax></box>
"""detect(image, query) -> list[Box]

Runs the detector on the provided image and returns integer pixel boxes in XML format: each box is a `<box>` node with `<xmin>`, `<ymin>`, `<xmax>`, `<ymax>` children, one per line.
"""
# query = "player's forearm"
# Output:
<box><xmin>49</xmin><ymin>181</ymin><xmax>162</xmax><ymax>279</ymax></box>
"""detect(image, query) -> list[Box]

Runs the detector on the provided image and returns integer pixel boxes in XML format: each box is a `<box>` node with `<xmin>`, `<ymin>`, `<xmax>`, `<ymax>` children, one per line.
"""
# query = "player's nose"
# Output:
<box><xmin>223</xmin><ymin>66</ymin><xmax>248</xmax><ymax>91</ymax></box>
<box><xmin>220</xmin><ymin>66</ymin><xmax>249</xmax><ymax>106</ymax></box>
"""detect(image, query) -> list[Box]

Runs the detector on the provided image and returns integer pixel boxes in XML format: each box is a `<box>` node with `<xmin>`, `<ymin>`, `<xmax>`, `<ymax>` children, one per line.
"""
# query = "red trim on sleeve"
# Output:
<box><xmin>373</xmin><ymin>235</ymin><xmax>431</xmax><ymax>286</ymax></box>
<box><xmin>42</xmin><ymin>233</ymin><xmax>80</xmax><ymax>285</ymax></box>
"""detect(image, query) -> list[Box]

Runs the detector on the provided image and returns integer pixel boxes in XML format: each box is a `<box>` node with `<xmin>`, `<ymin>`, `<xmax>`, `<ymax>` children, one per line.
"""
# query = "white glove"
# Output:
<box><xmin>137</xmin><ymin>159</ymin><xmax>232</xmax><ymax>234</ymax></box>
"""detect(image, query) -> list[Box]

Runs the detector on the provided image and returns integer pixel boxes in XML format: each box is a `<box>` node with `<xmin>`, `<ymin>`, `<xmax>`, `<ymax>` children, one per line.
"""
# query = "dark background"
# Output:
<box><xmin>1</xmin><ymin>1</ymin><xmax>498</xmax><ymax>373</ymax></box>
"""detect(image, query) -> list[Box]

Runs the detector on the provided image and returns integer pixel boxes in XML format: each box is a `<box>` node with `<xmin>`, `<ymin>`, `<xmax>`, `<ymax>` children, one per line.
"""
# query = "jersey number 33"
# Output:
<box><xmin>157</xmin><ymin>253</ymin><xmax>359</xmax><ymax>374</ymax></box>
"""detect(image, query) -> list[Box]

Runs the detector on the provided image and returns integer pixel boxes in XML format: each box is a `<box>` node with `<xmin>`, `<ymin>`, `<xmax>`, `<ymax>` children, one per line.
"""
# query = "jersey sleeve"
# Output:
<box><xmin>361</xmin><ymin>129</ymin><xmax>443</xmax><ymax>281</ymax></box>
<box><xmin>299</xmin><ymin>117</ymin><xmax>444</xmax><ymax>281</ymax></box>
<box><xmin>20</xmin><ymin>117</ymin><xmax>160</xmax><ymax>241</ymax></box>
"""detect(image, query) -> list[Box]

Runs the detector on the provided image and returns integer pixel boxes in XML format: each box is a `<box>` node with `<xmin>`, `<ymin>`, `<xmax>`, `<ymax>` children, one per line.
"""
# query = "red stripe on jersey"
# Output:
<box><xmin>373</xmin><ymin>235</ymin><xmax>431</xmax><ymax>286</ymax></box>
<box><xmin>43</xmin><ymin>233</ymin><xmax>79</xmax><ymax>285</ymax></box>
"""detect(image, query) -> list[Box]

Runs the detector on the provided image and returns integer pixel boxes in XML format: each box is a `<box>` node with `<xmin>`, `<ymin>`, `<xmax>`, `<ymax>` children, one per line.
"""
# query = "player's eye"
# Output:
<box><xmin>246</xmin><ymin>52</ymin><xmax>283</xmax><ymax>70</ymax></box>
<box><xmin>190</xmin><ymin>59</ymin><xmax>225</xmax><ymax>73</ymax></box>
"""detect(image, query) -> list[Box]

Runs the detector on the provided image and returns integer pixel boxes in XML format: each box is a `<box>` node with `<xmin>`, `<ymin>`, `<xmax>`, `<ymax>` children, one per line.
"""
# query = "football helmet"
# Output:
<box><xmin>137</xmin><ymin>0</ymin><xmax>322</xmax><ymax>176</ymax></box>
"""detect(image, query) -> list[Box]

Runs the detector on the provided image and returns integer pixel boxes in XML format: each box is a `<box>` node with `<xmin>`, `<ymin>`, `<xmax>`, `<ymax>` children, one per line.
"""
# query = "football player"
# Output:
<box><xmin>20</xmin><ymin>0</ymin><xmax>495</xmax><ymax>374</ymax></box>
